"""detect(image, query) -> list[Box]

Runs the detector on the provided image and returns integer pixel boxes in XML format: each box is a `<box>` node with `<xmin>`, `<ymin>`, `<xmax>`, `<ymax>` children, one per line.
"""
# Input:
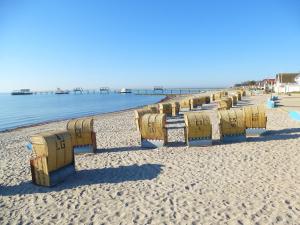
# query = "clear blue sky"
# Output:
<box><xmin>0</xmin><ymin>0</ymin><xmax>300</xmax><ymax>91</ymax></box>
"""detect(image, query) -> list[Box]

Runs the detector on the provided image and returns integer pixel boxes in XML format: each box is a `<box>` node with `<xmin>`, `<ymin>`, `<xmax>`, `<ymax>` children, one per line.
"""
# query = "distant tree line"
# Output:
<box><xmin>234</xmin><ymin>80</ymin><xmax>257</xmax><ymax>87</ymax></box>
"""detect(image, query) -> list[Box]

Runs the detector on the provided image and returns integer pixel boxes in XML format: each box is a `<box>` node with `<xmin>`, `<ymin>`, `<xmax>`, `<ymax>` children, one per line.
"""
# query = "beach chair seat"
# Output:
<box><xmin>179</xmin><ymin>98</ymin><xmax>191</xmax><ymax>111</ymax></box>
<box><xmin>204</xmin><ymin>96</ymin><xmax>211</xmax><ymax>104</ymax></box>
<box><xmin>230</xmin><ymin>95</ymin><xmax>238</xmax><ymax>106</ymax></box>
<box><xmin>30</xmin><ymin>131</ymin><xmax>75</xmax><ymax>186</ymax></box>
<box><xmin>159</xmin><ymin>103</ymin><xmax>173</xmax><ymax>117</ymax></box>
<box><xmin>218</xmin><ymin>109</ymin><xmax>246</xmax><ymax>142</ymax></box>
<box><xmin>223</xmin><ymin>91</ymin><xmax>228</xmax><ymax>96</ymax></box>
<box><xmin>217</xmin><ymin>98</ymin><xmax>232</xmax><ymax>110</ymax></box>
<box><xmin>171</xmin><ymin>102</ymin><xmax>180</xmax><ymax>117</ymax></box>
<box><xmin>241</xmin><ymin>90</ymin><xmax>246</xmax><ymax>96</ymax></box>
<box><xmin>213</xmin><ymin>92</ymin><xmax>222</xmax><ymax>101</ymax></box>
<box><xmin>236</xmin><ymin>89</ymin><xmax>246</xmax><ymax>97</ymax></box>
<box><xmin>235</xmin><ymin>92</ymin><xmax>242</xmax><ymax>101</ymax></box>
<box><xmin>210</xmin><ymin>93</ymin><xmax>215</xmax><ymax>101</ymax></box>
<box><xmin>243</xmin><ymin>105</ymin><xmax>267</xmax><ymax>136</ymax></box>
<box><xmin>212</xmin><ymin>91</ymin><xmax>228</xmax><ymax>102</ymax></box>
<box><xmin>139</xmin><ymin>113</ymin><xmax>167</xmax><ymax>148</ymax></box>
<box><xmin>134</xmin><ymin>108</ymin><xmax>153</xmax><ymax>132</ymax></box>
<box><xmin>146</xmin><ymin>104</ymin><xmax>159</xmax><ymax>113</ymax></box>
<box><xmin>190</xmin><ymin>97</ymin><xmax>203</xmax><ymax>109</ymax></box>
<box><xmin>66</xmin><ymin>118</ymin><xmax>96</xmax><ymax>153</ymax></box>
<box><xmin>184</xmin><ymin>112</ymin><xmax>212</xmax><ymax>147</ymax></box>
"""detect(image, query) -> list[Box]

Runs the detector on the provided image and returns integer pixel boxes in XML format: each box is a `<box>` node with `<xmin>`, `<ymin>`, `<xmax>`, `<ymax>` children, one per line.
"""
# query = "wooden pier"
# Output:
<box><xmin>25</xmin><ymin>87</ymin><xmax>220</xmax><ymax>96</ymax></box>
<box><xmin>133</xmin><ymin>88</ymin><xmax>216</xmax><ymax>95</ymax></box>
<box><xmin>100</xmin><ymin>87</ymin><xmax>110</xmax><ymax>94</ymax></box>
<box><xmin>73</xmin><ymin>87</ymin><xmax>84</xmax><ymax>94</ymax></box>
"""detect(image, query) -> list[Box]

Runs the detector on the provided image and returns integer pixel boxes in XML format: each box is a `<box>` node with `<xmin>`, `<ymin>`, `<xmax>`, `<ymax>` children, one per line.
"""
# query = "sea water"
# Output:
<box><xmin>0</xmin><ymin>93</ymin><xmax>164</xmax><ymax>131</ymax></box>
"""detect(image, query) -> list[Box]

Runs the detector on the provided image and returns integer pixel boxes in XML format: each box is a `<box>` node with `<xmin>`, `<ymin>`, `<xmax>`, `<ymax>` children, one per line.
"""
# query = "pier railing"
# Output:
<box><xmin>30</xmin><ymin>88</ymin><xmax>222</xmax><ymax>95</ymax></box>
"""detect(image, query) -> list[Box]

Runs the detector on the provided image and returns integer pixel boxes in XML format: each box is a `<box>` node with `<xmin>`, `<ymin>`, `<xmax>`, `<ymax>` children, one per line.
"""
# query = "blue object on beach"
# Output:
<box><xmin>270</xmin><ymin>96</ymin><xmax>278</xmax><ymax>101</ymax></box>
<box><xmin>74</xmin><ymin>145</ymin><xmax>94</xmax><ymax>154</ymax></box>
<box><xmin>289</xmin><ymin>111</ymin><xmax>300</xmax><ymax>122</ymax></box>
<box><xmin>26</xmin><ymin>143</ymin><xmax>33</xmax><ymax>151</ymax></box>
<box><xmin>267</xmin><ymin>100</ymin><xmax>275</xmax><ymax>108</ymax></box>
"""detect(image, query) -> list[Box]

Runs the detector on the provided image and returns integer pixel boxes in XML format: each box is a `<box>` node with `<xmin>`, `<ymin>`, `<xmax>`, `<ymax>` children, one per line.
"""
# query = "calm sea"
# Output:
<box><xmin>0</xmin><ymin>93</ymin><xmax>164</xmax><ymax>132</ymax></box>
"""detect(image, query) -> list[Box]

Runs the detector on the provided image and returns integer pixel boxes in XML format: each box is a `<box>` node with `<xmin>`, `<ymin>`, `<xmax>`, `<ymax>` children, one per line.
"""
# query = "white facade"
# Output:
<box><xmin>274</xmin><ymin>75</ymin><xmax>300</xmax><ymax>93</ymax></box>
<box><xmin>295</xmin><ymin>75</ymin><xmax>300</xmax><ymax>84</ymax></box>
<box><xmin>274</xmin><ymin>84</ymin><xmax>300</xmax><ymax>93</ymax></box>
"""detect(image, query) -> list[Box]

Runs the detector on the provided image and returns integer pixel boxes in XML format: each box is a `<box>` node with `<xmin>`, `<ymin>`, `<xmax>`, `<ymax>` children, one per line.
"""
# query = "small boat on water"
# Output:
<box><xmin>11</xmin><ymin>89</ymin><xmax>33</xmax><ymax>95</ymax></box>
<box><xmin>120</xmin><ymin>88</ymin><xmax>132</xmax><ymax>94</ymax></box>
<box><xmin>55</xmin><ymin>88</ymin><xmax>70</xmax><ymax>95</ymax></box>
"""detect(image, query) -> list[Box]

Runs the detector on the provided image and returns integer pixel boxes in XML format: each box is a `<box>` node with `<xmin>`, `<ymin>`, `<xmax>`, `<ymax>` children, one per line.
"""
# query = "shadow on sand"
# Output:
<box><xmin>96</xmin><ymin>146</ymin><xmax>146</xmax><ymax>154</ymax></box>
<box><xmin>247</xmin><ymin>128</ymin><xmax>300</xmax><ymax>143</ymax></box>
<box><xmin>215</xmin><ymin>128</ymin><xmax>300</xmax><ymax>145</ymax></box>
<box><xmin>262</xmin><ymin>128</ymin><xmax>300</xmax><ymax>135</ymax></box>
<box><xmin>167</xmin><ymin>141</ymin><xmax>187</xmax><ymax>147</ymax></box>
<box><xmin>0</xmin><ymin>163</ymin><xmax>163</xmax><ymax>196</ymax></box>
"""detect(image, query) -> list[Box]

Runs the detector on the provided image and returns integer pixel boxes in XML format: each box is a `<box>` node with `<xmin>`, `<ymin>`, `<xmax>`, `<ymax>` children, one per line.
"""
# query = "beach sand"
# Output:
<box><xmin>1</xmin><ymin>94</ymin><xmax>300</xmax><ymax>225</ymax></box>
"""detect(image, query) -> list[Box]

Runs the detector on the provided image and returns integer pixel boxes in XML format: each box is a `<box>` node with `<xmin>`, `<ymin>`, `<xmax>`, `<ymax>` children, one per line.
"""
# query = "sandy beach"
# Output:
<box><xmin>1</xmin><ymin>94</ymin><xmax>300</xmax><ymax>225</ymax></box>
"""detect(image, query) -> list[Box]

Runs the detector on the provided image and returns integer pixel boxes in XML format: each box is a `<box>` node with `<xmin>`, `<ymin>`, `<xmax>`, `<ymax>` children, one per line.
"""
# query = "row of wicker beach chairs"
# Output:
<box><xmin>135</xmin><ymin>89</ymin><xmax>267</xmax><ymax>148</ymax></box>
<box><xmin>27</xmin><ymin>89</ymin><xmax>259</xmax><ymax>187</ymax></box>
<box><xmin>28</xmin><ymin>118</ymin><xmax>97</xmax><ymax>186</ymax></box>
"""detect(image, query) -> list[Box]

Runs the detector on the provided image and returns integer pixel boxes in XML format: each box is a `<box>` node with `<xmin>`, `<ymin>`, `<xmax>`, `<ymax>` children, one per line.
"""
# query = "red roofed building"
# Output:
<box><xmin>257</xmin><ymin>78</ymin><xmax>275</xmax><ymax>91</ymax></box>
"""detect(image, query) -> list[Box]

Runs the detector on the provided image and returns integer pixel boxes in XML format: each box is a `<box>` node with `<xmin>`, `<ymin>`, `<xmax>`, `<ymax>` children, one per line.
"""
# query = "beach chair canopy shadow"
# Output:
<box><xmin>261</xmin><ymin>128</ymin><xmax>300</xmax><ymax>135</ymax></box>
<box><xmin>166</xmin><ymin>141</ymin><xmax>186</xmax><ymax>147</ymax></box>
<box><xmin>0</xmin><ymin>163</ymin><xmax>163</xmax><ymax>196</ymax></box>
<box><xmin>247</xmin><ymin>128</ymin><xmax>300</xmax><ymax>143</ymax></box>
<box><xmin>95</xmin><ymin>146</ymin><xmax>148</xmax><ymax>154</ymax></box>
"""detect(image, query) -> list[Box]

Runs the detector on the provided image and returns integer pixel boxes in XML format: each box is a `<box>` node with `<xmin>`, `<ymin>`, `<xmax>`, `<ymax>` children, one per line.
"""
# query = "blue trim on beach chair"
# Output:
<box><xmin>73</xmin><ymin>145</ymin><xmax>94</xmax><ymax>154</ymax></box>
<box><xmin>26</xmin><ymin>143</ymin><xmax>33</xmax><ymax>151</ymax></box>
<box><xmin>221</xmin><ymin>134</ymin><xmax>246</xmax><ymax>143</ymax></box>
<box><xmin>187</xmin><ymin>137</ymin><xmax>212</xmax><ymax>147</ymax></box>
<box><xmin>141</xmin><ymin>139</ymin><xmax>166</xmax><ymax>148</ymax></box>
<box><xmin>246</xmin><ymin>128</ymin><xmax>267</xmax><ymax>136</ymax></box>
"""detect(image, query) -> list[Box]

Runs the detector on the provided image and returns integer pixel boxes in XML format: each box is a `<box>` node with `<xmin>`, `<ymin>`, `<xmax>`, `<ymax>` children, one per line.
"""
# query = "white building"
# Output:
<box><xmin>274</xmin><ymin>73</ymin><xmax>300</xmax><ymax>93</ymax></box>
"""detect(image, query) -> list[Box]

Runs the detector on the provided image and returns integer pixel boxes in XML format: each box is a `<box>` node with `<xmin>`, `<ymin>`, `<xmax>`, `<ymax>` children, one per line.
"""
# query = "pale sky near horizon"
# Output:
<box><xmin>0</xmin><ymin>0</ymin><xmax>300</xmax><ymax>92</ymax></box>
